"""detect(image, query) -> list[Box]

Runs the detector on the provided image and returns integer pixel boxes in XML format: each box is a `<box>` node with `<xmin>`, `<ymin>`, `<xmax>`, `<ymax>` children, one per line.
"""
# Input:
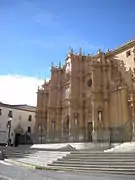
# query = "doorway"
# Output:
<box><xmin>14</xmin><ymin>133</ymin><xmax>21</xmax><ymax>147</ymax></box>
<box><xmin>87</xmin><ymin>122</ymin><xmax>93</xmax><ymax>142</ymax></box>
<box><xmin>14</xmin><ymin>133</ymin><xmax>33</xmax><ymax>146</ymax></box>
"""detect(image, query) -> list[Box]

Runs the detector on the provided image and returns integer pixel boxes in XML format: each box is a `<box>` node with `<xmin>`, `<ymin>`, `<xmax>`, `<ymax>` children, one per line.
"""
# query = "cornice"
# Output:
<box><xmin>106</xmin><ymin>40</ymin><xmax>135</xmax><ymax>57</ymax></box>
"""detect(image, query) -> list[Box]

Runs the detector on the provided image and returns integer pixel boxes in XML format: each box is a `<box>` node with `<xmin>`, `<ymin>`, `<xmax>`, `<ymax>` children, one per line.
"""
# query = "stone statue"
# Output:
<box><xmin>98</xmin><ymin>111</ymin><xmax>102</xmax><ymax>121</ymax></box>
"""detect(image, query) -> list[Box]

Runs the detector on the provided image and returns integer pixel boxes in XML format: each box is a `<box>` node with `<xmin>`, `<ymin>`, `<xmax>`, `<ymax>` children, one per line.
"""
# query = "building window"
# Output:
<box><xmin>27</xmin><ymin>126</ymin><xmax>31</xmax><ymax>133</ymax></box>
<box><xmin>8</xmin><ymin>110</ymin><xmax>12</xmax><ymax>118</ymax></box>
<box><xmin>0</xmin><ymin>109</ymin><xmax>2</xmax><ymax>116</ymax></box>
<box><xmin>28</xmin><ymin>115</ymin><xmax>32</xmax><ymax>121</ymax></box>
<box><xmin>126</xmin><ymin>50</ymin><xmax>131</xmax><ymax>57</ymax></box>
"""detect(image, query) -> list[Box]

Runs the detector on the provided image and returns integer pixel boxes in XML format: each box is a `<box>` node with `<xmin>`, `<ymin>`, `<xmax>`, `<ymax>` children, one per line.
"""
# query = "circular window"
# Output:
<box><xmin>87</xmin><ymin>79</ymin><xmax>92</xmax><ymax>87</ymax></box>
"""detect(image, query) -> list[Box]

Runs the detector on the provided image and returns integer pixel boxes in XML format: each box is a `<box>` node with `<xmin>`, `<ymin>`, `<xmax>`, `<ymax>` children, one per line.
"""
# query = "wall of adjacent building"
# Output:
<box><xmin>0</xmin><ymin>105</ymin><xmax>35</xmax><ymax>144</ymax></box>
<box><xmin>114</xmin><ymin>47</ymin><xmax>135</xmax><ymax>71</ymax></box>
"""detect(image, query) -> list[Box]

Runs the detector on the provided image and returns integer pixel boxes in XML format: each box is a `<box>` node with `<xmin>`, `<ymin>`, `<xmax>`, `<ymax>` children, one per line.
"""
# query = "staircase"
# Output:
<box><xmin>47</xmin><ymin>151</ymin><xmax>135</xmax><ymax>175</ymax></box>
<box><xmin>0</xmin><ymin>146</ymin><xmax>35</xmax><ymax>159</ymax></box>
<box><xmin>1</xmin><ymin>146</ymin><xmax>70</xmax><ymax>167</ymax></box>
<box><xmin>2</xmin><ymin>144</ymin><xmax>135</xmax><ymax>176</ymax></box>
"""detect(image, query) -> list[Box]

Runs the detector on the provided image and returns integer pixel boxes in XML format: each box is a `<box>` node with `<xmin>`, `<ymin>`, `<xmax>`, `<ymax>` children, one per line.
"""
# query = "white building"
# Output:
<box><xmin>0</xmin><ymin>102</ymin><xmax>36</xmax><ymax>145</ymax></box>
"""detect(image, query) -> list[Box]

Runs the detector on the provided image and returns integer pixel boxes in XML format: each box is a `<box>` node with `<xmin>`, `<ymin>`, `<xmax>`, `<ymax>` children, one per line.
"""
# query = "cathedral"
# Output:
<box><xmin>35</xmin><ymin>40</ymin><xmax>135</xmax><ymax>143</ymax></box>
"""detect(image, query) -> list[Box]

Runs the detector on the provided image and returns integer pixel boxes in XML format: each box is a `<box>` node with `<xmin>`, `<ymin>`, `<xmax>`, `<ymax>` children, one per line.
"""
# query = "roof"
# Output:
<box><xmin>106</xmin><ymin>39</ymin><xmax>135</xmax><ymax>57</ymax></box>
<box><xmin>0</xmin><ymin>102</ymin><xmax>36</xmax><ymax>112</ymax></box>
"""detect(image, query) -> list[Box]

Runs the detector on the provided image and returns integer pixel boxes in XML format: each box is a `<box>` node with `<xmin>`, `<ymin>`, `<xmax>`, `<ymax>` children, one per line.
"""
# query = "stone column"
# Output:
<box><xmin>102</xmin><ymin>55</ymin><xmax>109</xmax><ymax>142</ymax></box>
<box><xmin>68</xmin><ymin>102</ymin><xmax>73</xmax><ymax>141</ymax></box>
<box><xmin>79</xmin><ymin>75</ymin><xmax>85</xmax><ymax>141</ymax></box>
<box><xmin>91</xmin><ymin>65</ymin><xmax>97</xmax><ymax>142</ymax></box>
<box><xmin>102</xmin><ymin>64</ymin><xmax>109</xmax><ymax>127</ymax></box>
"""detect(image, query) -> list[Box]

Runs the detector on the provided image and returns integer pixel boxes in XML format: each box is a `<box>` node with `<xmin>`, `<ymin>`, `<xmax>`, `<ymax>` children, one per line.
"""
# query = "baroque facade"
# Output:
<box><xmin>35</xmin><ymin>40</ymin><xmax>135</xmax><ymax>143</ymax></box>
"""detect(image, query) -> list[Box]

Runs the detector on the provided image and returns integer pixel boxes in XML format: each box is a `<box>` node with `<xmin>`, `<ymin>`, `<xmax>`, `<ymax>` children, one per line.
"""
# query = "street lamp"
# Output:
<box><xmin>131</xmin><ymin>102</ymin><xmax>135</xmax><ymax>141</ymax></box>
<box><xmin>7</xmin><ymin>117</ymin><xmax>12</xmax><ymax>146</ymax></box>
<box><xmin>39</xmin><ymin>125</ymin><xmax>43</xmax><ymax>144</ymax></box>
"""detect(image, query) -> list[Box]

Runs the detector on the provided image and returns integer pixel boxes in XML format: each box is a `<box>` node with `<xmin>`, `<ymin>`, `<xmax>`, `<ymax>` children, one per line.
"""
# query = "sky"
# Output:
<box><xmin>0</xmin><ymin>0</ymin><xmax>135</xmax><ymax>106</ymax></box>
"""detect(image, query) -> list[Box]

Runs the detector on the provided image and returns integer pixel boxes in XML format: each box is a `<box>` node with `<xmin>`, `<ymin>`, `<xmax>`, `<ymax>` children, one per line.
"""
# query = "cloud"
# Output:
<box><xmin>0</xmin><ymin>74</ymin><xmax>45</xmax><ymax>106</ymax></box>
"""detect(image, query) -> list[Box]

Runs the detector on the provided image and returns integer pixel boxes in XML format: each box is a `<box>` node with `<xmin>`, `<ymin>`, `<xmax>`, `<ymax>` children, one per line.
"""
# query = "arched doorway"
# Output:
<box><xmin>14</xmin><ymin>133</ymin><xmax>33</xmax><ymax>146</ymax></box>
<box><xmin>14</xmin><ymin>133</ymin><xmax>21</xmax><ymax>147</ymax></box>
<box><xmin>14</xmin><ymin>123</ymin><xmax>33</xmax><ymax>146</ymax></box>
<box><xmin>14</xmin><ymin>124</ymin><xmax>23</xmax><ymax>147</ymax></box>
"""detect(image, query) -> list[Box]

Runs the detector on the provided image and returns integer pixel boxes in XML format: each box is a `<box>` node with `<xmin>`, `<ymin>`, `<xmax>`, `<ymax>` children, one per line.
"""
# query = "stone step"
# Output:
<box><xmin>70</xmin><ymin>152</ymin><xmax>135</xmax><ymax>156</ymax></box>
<box><xmin>59</xmin><ymin>158</ymin><xmax>135</xmax><ymax>162</ymax></box>
<box><xmin>16</xmin><ymin>159</ymin><xmax>57</xmax><ymax>166</ymax></box>
<box><xmin>3</xmin><ymin>151</ymin><xmax>36</xmax><ymax>156</ymax></box>
<box><xmin>3</xmin><ymin>151</ymin><xmax>37</xmax><ymax>153</ymax></box>
<box><xmin>67</xmin><ymin>154</ymin><xmax>135</xmax><ymax>158</ymax></box>
<box><xmin>24</xmin><ymin>155</ymin><xmax>66</xmax><ymax>158</ymax></box>
<box><xmin>18</xmin><ymin>158</ymin><xmax>51</xmax><ymax>163</ymax></box>
<box><xmin>45</xmin><ymin>165</ymin><xmax>135</xmax><ymax>175</ymax></box>
<box><xmin>49</xmin><ymin>162</ymin><xmax>135</xmax><ymax>169</ymax></box>
<box><xmin>5</xmin><ymin>150</ymin><xmax>68</xmax><ymax>154</ymax></box>
<box><xmin>23</xmin><ymin>156</ymin><xmax>66</xmax><ymax>160</ymax></box>
<box><xmin>55</xmin><ymin>160</ymin><xmax>135</xmax><ymax>165</ymax></box>
<box><xmin>70</xmin><ymin>151</ymin><xmax>135</xmax><ymax>155</ymax></box>
<box><xmin>4</xmin><ymin>151</ymin><xmax>69</xmax><ymax>157</ymax></box>
<box><xmin>7</xmin><ymin>152</ymin><xmax>67</xmax><ymax>155</ymax></box>
<box><xmin>63</xmin><ymin>156</ymin><xmax>135</xmax><ymax>160</ymax></box>
<box><xmin>47</xmin><ymin>165</ymin><xmax>135</xmax><ymax>172</ymax></box>
<box><xmin>16</xmin><ymin>160</ymin><xmax>48</xmax><ymax>166</ymax></box>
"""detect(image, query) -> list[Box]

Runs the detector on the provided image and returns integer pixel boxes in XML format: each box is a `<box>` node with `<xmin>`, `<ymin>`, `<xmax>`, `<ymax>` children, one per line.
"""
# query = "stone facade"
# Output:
<box><xmin>35</xmin><ymin>40</ymin><xmax>135</xmax><ymax>143</ymax></box>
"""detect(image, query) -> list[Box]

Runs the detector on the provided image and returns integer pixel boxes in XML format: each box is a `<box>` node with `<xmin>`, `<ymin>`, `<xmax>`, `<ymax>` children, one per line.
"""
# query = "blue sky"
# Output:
<box><xmin>0</xmin><ymin>0</ymin><xmax>135</xmax><ymax>105</ymax></box>
<box><xmin>0</xmin><ymin>0</ymin><xmax>135</xmax><ymax>78</ymax></box>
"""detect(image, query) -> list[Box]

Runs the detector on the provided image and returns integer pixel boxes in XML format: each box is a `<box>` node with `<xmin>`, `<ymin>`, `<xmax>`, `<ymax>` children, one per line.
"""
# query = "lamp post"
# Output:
<box><xmin>131</xmin><ymin>101</ymin><xmax>135</xmax><ymax>141</ymax></box>
<box><xmin>39</xmin><ymin>125</ymin><xmax>43</xmax><ymax>144</ymax></box>
<box><xmin>7</xmin><ymin>117</ymin><xmax>12</xmax><ymax>146</ymax></box>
